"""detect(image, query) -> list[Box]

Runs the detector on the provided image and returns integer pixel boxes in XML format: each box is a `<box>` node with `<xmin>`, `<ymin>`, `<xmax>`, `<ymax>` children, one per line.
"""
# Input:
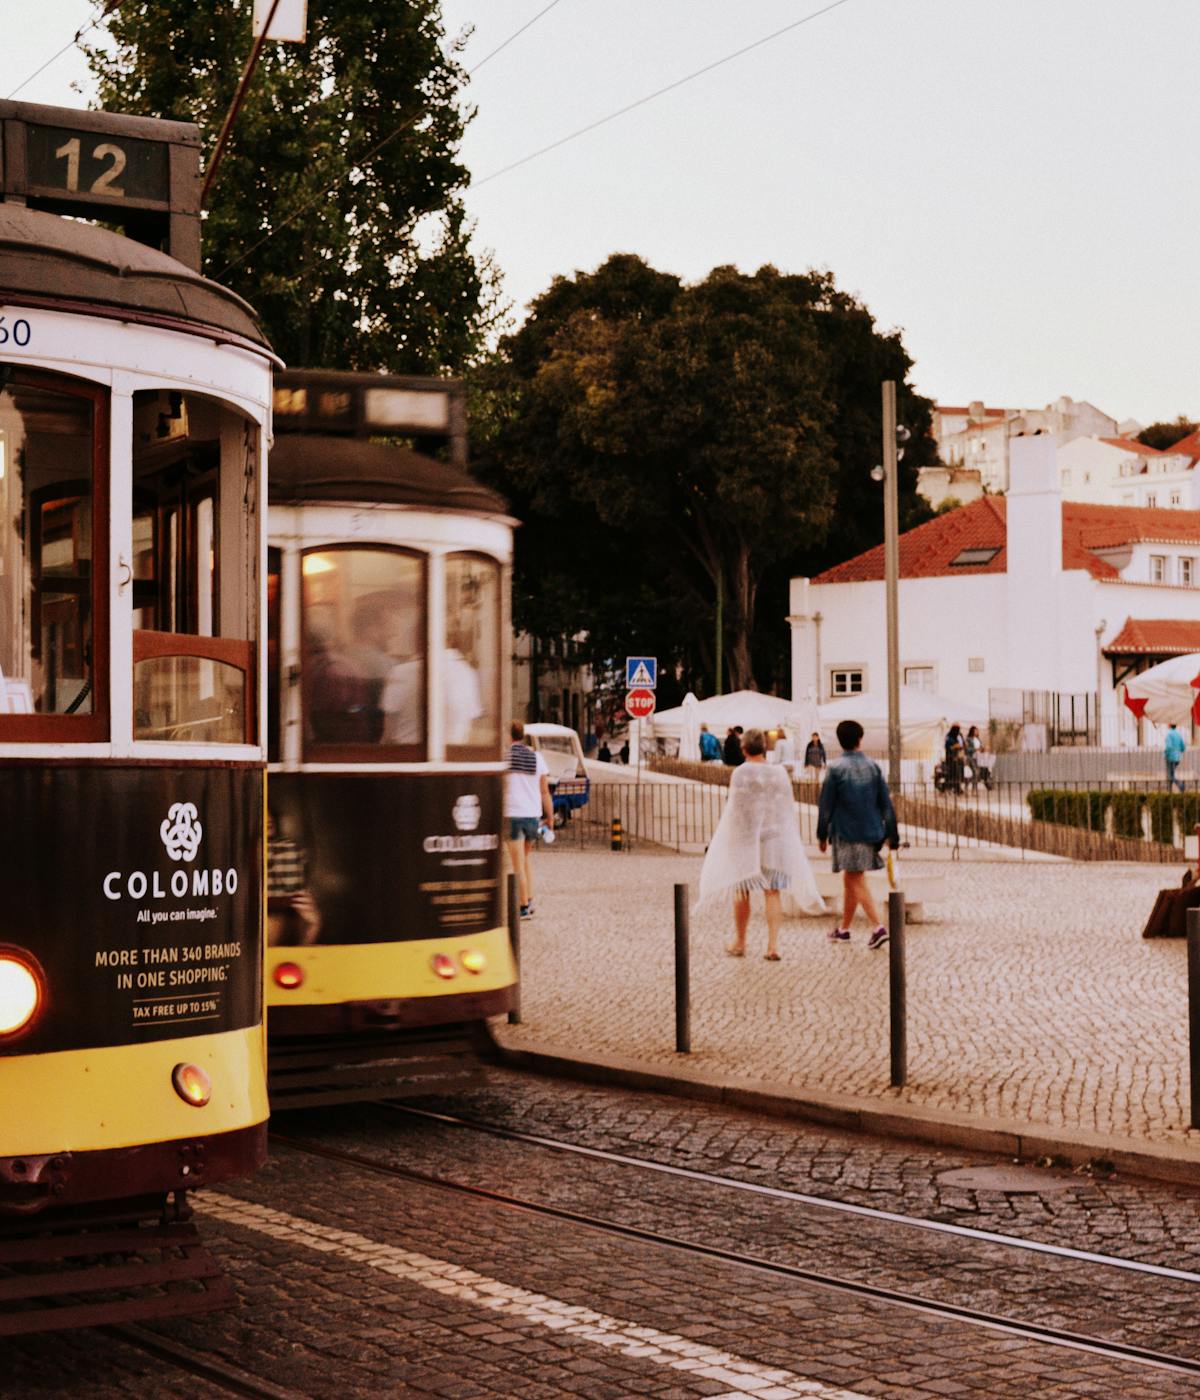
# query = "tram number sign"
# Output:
<box><xmin>26</xmin><ymin>124</ymin><xmax>170</xmax><ymax>207</ymax></box>
<box><xmin>625</xmin><ymin>688</ymin><xmax>656</xmax><ymax>720</ymax></box>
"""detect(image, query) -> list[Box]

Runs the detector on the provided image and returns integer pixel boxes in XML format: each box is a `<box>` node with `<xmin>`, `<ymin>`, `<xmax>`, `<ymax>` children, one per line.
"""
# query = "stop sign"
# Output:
<box><xmin>625</xmin><ymin>687</ymin><xmax>656</xmax><ymax>719</ymax></box>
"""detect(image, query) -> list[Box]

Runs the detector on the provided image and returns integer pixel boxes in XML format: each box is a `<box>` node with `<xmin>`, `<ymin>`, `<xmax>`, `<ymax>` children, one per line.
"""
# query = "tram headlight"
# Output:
<box><xmin>430</xmin><ymin>953</ymin><xmax>457</xmax><ymax>980</ymax></box>
<box><xmin>171</xmin><ymin>1063</ymin><xmax>212</xmax><ymax>1107</ymax></box>
<box><xmin>459</xmin><ymin>949</ymin><xmax>487</xmax><ymax>975</ymax></box>
<box><xmin>0</xmin><ymin>950</ymin><xmax>43</xmax><ymax>1036</ymax></box>
<box><xmin>273</xmin><ymin>961</ymin><xmax>305</xmax><ymax>990</ymax></box>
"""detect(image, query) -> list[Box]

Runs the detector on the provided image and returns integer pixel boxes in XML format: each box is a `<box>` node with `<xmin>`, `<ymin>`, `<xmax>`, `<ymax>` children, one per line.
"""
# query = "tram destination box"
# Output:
<box><xmin>0</xmin><ymin>100</ymin><xmax>202</xmax><ymax>268</ymax></box>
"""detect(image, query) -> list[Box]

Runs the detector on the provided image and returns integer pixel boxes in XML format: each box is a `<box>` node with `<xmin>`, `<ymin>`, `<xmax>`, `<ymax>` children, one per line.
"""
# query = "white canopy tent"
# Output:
<box><xmin>650</xmin><ymin>689</ymin><xmax>795</xmax><ymax>758</ymax></box>
<box><xmin>1121</xmin><ymin>653</ymin><xmax>1200</xmax><ymax>729</ymax></box>
<box><xmin>810</xmin><ymin>686</ymin><xmax>989</xmax><ymax>760</ymax></box>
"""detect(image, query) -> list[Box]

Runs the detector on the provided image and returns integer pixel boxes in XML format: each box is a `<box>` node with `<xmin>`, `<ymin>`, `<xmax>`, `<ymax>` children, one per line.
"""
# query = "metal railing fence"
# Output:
<box><xmin>544</xmin><ymin>766</ymin><xmax>1200</xmax><ymax>863</ymax></box>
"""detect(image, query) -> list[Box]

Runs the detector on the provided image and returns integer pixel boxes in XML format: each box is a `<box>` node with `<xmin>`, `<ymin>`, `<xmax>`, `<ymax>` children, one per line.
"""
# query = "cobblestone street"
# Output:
<box><xmin>498</xmin><ymin>846</ymin><xmax>1200</xmax><ymax>1154</ymax></box>
<box><xmin>10</xmin><ymin>1071</ymin><xmax>1200</xmax><ymax>1398</ymax></box>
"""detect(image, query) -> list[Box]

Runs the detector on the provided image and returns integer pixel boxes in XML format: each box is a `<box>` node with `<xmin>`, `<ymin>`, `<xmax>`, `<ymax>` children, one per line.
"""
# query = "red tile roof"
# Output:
<box><xmin>812</xmin><ymin>498</ymin><xmax>1200</xmax><ymax>585</ymax></box>
<box><xmin>1103</xmin><ymin>619</ymin><xmax>1200</xmax><ymax>656</ymax></box>
<box><xmin>936</xmin><ymin>405</ymin><xmax>1007</xmax><ymax>418</ymax></box>
<box><xmin>1098</xmin><ymin>437</ymin><xmax>1162</xmax><ymax>455</ymax></box>
<box><xmin>1167</xmin><ymin>428</ymin><xmax>1200</xmax><ymax>462</ymax></box>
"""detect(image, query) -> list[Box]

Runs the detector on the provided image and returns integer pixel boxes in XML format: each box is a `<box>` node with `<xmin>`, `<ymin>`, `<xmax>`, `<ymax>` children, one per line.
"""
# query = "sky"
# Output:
<box><xmin>6</xmin><ymin>0</ymin><xmax>1199</xmax><ymax>426</ymax></box>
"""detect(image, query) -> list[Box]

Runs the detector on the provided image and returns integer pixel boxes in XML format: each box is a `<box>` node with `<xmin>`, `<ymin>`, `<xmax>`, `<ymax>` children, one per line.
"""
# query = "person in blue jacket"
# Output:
<box><xmin>817</xmin><ymin>718</ymin><xmax>900</xmax><ymax>949</ymax></box>
<box><xmin>1165</xmin><ymin>723</ymin><xmax>1187</xmax><ymax>793</ymax></box>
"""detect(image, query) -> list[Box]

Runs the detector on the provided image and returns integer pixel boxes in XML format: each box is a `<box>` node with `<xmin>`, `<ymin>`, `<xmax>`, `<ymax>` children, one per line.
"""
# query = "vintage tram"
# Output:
<box><xmin>0</xmin><ymin>102</ymin><xmax>274</xmax><ymax>1331</ymax></box>
<box><xmin>264</xmin><ymin>369</ymin><xmax>517</xmax><ymax>1106</ymax></box>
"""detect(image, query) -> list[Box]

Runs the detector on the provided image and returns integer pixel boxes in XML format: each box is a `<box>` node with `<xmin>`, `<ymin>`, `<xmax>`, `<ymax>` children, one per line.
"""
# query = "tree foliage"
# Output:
<box><xmin>472</xmin><ymin>256</ymin><xmax>935</xmax><ymax>698</ymax></box>
<box><xmin>1137</xmin><ymin>417</ymin><xmax>1197</xmax><ymax>452</ymax></box>
<box><xmin>86</xmin><ymin>0</ymin><xmax>502</xmax><ymax>371</ymax></box>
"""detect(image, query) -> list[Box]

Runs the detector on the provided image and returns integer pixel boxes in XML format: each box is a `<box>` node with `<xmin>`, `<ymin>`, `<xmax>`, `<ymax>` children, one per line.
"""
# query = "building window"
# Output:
<box><xmin>1151</xmin><ymin>555</ymin><xmax>1167</xmax><ymax>583</ymax></box>
<box><xmin>1147</xmin><ymin>492</ymin><xmax>1158</xmax><ymax>508</ymax></box>
<box><xmin>829</xmin><ymin>669</ymin><xmax>864</xmax><ymax>698</ymax></box>
<box><xmin>1171</xmin><ymin>491</ymin><xmax>1182</xmax><ymax>507</ymax></box>
<box><xmin>904</xmin><ymin>666</ymin><xmax>935</xmax><ymax>692</ymax></box>
<box><xmin>1182</xmin><ymin>557</ymin><xmax>1194</xmax><ymax>586</ymax></box>
<box><xmin>950</xmin><ymin>546</ymin><xmax>1001</xmax><ymax>567</ymax></box>
<box><xmin>968</xmin><ymin>657</ymin><xmax>985</xmax><ymax>673</ymax></box>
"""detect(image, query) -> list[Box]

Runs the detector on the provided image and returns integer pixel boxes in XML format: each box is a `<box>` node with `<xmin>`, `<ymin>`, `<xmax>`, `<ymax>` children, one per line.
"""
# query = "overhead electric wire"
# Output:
<box><xmin>219</xmin><ymin>0</ymin><xmax>851</xmax><ymax>277</ymax></box>
<box><xmin>216</xmin><ymin>0</ymin><xmax>567</xmax><ymax>277</ymax></box>
<box><xmin>473</xmin><ymin>0</ymin><xmax>854</xmax><ymax>187</ymax></box>
<box><xmin>7</xmin><ymin>0</ymin><xmax>126</xmax><ymax>100</ymax></box>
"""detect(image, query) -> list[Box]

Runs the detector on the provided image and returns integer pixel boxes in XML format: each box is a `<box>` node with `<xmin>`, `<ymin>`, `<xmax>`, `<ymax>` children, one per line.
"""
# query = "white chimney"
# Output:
<box><xmin>1006</xmin><ymin>433</ymin><xmax>1062</xmax><ymax>694</ymax></box>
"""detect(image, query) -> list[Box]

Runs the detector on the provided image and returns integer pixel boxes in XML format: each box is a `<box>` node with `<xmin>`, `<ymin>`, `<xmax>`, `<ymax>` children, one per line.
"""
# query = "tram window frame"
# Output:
<box><xmin>266</xmin><ymin>546</ymin><xmax>281</xmax><ymax>764</ymax></box>
<box><xmin>0</xmin><ymin>369</ymin><xmax>109</xmax><ymax>743</ymax></box>
<box><xmin>300</xmin><ymin>543</ymin><xmax>428</xmax><ymax>764</ymax></box>
<box><xmin>130</xmin><ymin>390</ymin><xmax>258</xmax><ymax>746</ymax></box>
<box><xmin>444</xmin><ymin>550</ymin><xmax>503</xmax><ymax>763</ymax></box>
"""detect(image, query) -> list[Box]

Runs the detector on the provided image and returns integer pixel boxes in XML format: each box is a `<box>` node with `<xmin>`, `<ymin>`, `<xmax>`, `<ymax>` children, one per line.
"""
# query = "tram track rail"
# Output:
<box><xmin>106</xmin><ymin>1322</ymin><xmax>303</xmax><ymax>1400</ymax></box>
<box><xmin>378</xmin><ymin>1101</ymin><xmax>1200</xmax><ymax>1286</ymax></box>
<box><xmin>270</xmin><ymin>1125</ymin><xmax>1200</xmax><ymax>1383</ymax></box>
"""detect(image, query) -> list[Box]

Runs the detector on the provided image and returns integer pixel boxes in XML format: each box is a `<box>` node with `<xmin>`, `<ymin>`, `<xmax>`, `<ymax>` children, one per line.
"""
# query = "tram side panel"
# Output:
<box><xmin>1</xmin><ymin>764</ymin><xmax>266</xmax><ymax>1212</ymax></box>
<box><xmin>266</xmin><ymin>770</ymin><xmax>514</xmax><ymax>1030</ymax></box>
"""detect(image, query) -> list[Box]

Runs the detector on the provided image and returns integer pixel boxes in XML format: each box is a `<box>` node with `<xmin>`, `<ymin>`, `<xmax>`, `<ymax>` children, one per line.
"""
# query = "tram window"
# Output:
<box><xmin>0</xmin><ymin>373</ymin><xmax>105</xmax><ymax>736</ymax></box>
<box><xmin>266</xmin><ymin>547</ymin><xmax>281</xmax><ymax>764</ymax></box>
<box><xmin>444</xmin><ymin>553</ymin><xmax>501</xmax><ymax>760</ymax></box>
<box><xmin>131</xmin><ymin>391</ymin><xmax>257</xmax><ymax>744</ymax></box>
<box><xmin>301</xmin><ymin>546</ymin><xmax>426</xmax><ymax>761</ymax></box>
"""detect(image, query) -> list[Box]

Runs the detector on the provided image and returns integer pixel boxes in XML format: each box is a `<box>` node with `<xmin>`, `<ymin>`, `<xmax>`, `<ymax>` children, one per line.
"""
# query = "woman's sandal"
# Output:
<box><xmin>725</xmin><ymin>942</ymin><xmax>746</xmax><ymax>957</ymax></box>
<box><xmin>763</xmin><ymin>952</ymin><xmax>781</xmax><ymax>961</ymax></box>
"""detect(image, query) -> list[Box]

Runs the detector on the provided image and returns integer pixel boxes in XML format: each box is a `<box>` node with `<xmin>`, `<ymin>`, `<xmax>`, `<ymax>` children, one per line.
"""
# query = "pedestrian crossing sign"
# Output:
<box><xmin>626</xmin><ymin>656</ymin><xmax>657</xmax><ymax>689</ymax></box>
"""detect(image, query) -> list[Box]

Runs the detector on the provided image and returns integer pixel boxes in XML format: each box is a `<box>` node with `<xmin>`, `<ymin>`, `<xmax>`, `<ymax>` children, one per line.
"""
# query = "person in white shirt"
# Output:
<box><xmin>506</xmin><ymin>720</ymin><xmax>553</xmax><ymax>918</ymax></box>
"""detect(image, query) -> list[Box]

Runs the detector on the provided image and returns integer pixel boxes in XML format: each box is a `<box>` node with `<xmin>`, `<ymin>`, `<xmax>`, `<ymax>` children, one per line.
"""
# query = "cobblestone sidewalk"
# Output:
<box><xmin>497</xmin><ymin>848</ymin><xmax>1200</xmax><ymax>1154</ymax></box>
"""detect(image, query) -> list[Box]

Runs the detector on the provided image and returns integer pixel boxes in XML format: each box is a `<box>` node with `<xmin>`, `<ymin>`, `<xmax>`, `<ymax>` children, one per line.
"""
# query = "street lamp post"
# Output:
<box><xmin>881</xmin><ymin>382</ymin><xmax>903</xmax><ymax>787</ymax></box>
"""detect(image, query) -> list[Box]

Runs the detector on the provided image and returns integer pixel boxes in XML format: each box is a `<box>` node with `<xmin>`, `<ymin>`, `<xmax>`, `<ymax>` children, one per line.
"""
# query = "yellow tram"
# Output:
<box><xmin>0</xmin><ymin>102</ymin><xmax>274</xmax><ymax>1331</ymax></box>
<box><xmin>264</xmin><ymin>370</ymin><xmax>517</xmax><ymax>1106</ymax></box>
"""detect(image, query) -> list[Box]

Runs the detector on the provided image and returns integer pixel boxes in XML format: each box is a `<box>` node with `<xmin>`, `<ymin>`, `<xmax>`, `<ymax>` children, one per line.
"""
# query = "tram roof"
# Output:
<box><xmin>269</xmin><ymin>433</ymin><xmax>508</xmax><ymax>515</ymax></box>
<box><xmin>0</xmin><ymin>204</ymin><xmax>272</xmax><ymax>353</ymax></box>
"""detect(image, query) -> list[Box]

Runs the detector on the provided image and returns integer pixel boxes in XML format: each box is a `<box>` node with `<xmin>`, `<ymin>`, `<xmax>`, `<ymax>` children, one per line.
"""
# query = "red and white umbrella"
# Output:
<box><xmin>1122</xmin><ymin>652</ymin><xmax>1200</xmax><ymax>726</ymax></box>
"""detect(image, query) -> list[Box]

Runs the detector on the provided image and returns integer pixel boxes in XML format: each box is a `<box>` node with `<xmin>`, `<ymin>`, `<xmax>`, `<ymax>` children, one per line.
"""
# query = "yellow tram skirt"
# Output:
<box><xmin>265</xmin><ymin>926</ymin><xmax>516</xmax><ymax>1008</ymax></box>
<box><xmin>5</xmin><ymin>1024</ymin><xmax>268</xmax><ymax>1157</ymax></box>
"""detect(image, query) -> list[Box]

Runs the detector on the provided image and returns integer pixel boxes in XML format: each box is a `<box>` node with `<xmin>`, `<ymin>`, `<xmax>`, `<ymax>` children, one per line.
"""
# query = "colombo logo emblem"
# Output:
<box><xmin>452</xmin><ymin>795</ymin><xmax>481</xmax><ymax>832</ymax></box>
<box><xmin>160</xmin><ymin>802</ymin><xmax>204</xmax><ymax>862</ymax></box>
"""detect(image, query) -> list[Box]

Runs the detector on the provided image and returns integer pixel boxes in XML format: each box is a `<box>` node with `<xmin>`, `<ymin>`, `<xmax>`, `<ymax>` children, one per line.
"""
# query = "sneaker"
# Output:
<box><xmin>827</xmin><ymin>927</ymin><xmax>850</xmax><ymax>943</ymax></box>
<box><xmin>867</xmin><ymin>926</ymin><xmax>889</xmax><ymax>950</ymax></box>
<box><xmin>520</xmin><ymin>903</ymin><xmax>534</xmax><ymax>919</ymax></box>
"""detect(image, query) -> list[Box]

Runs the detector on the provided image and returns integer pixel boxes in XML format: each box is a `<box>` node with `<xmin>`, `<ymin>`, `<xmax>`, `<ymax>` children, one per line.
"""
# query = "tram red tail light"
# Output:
<box><xmin>0</xmin><ymin>950</ymin><xmax>43</xmax><ymax>1036</ymax></box>
<box><xmin>171</xmin><ymin>1063</ymin><xmax>212</xmax><ymax>1107</ymax></box>
<box><xmin>274</xmin><ymin>961</ymin><xmax>305</xmax><ymax>989</ymax></box>
<box><xmin>459</xmin><ymin>949</ymin><xmax>487</xmax><ymax>974</ymax></box>
<box><xmin>430</xmin><ymin>953</ymin><xmax>457</xmax><ymax>980</ymax></box>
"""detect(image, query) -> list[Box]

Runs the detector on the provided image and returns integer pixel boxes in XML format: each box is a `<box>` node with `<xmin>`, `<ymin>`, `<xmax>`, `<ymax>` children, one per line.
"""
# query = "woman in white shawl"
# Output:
<box><xmin>699</xmin><ymin>727</ymin><xmax>824</xmax><ymax>960</ymax></box>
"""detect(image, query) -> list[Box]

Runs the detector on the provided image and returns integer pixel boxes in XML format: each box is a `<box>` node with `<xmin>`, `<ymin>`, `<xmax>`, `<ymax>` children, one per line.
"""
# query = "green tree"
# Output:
<box><xmin>473</xmin><ymin>256</ymin><xmax>935</xmax><ymax>694</ymax></box>
<box><xmin>86</xmin><ymin>0</ymin><xmax>502</xmax><ymax>371</ymax></box>
<box><xmin>1138</xmin><ymin>417</ymin><xmax>1197</xmax><ymax>452</ymax></box>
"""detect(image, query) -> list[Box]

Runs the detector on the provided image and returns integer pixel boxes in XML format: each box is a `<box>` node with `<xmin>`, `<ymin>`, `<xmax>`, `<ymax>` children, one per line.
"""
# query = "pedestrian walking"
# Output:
<box><xmin>817</xmin><ymin>719</ymin><xmax>900</xmax><ymax>949</ymax></box>
<box><xmin>506</xmin><ymin>720</ymin><xmax>553</xmax><ymax>919</ymax></box>
<box><xmin>771</xmin><ymin>729</ymin><xmax>796</xmax><ymax>774</ymax></box>
<box><xmin>722</xmin><ymin>725</ymin><xmax>744</xmax><ymax>766</ymax></box>
<box><xmin>699</xmin><ymin>723</ymin><xmax>722</xmax><ymax>763</ymax></box>
<box><xmin>944</xmin><ymin>724</ymin><xmax>965</xmax><ymax>794</ymax></box>
<box><xmin>619</xmin><ymin>737</ymin><xmax>630</xmax><ymax>765</ymax></box>
<box><xmin>598</xmin><ymin>739</ymin><xmax>612</xmax><ymax>763</ymax></box>
<box><xmin>964</xmin><ymin>724</ymin><xmax>983</xmax><ymax>789</ymax></box>
<box><xmin>699</xmin><ymin>727</ymin><xmax>823</xmax><ymax>960</ymax></box>
<box><xmin>803</xmin><ymin>731</ymin><xmax>826</xmax><ymax>774</ymax></box>
<box><xmin>1165</xmin><ymin>723</ymin><xmax>1187</xmax><ymax>793</ymax></box>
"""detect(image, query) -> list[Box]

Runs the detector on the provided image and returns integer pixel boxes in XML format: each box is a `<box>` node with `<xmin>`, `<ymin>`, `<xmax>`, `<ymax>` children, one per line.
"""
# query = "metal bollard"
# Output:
<box><xmin>888</xmin><ymin>889</ymin><xmax>907</xmax><ymax>1087</ymax></box>
<box><xmin>507</xmin><ymin>872</ymin><xmax>522</xmax><ymax>1026</ymax></box>
<box><xmin>674</xmin><ymin>883</ymin><xmax>690</xmax><ymax>1054</ymax></box>
<box><xmin>1189</xmin><ymin>908</ymin><xmax>1200</xmax><ymax>1128</ymax></box>
<box><xmin>611</xmin><ymin>817</ymin><xmax>623</xmax><ymax>851</ymax></box>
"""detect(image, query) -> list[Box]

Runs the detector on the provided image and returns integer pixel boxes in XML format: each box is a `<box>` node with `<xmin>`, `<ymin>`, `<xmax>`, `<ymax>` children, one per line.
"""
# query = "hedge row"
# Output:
<box><xmin>1027</xmin><ymin>789</ymin><xmax>1200</xmax><ymax>842</ymax></box>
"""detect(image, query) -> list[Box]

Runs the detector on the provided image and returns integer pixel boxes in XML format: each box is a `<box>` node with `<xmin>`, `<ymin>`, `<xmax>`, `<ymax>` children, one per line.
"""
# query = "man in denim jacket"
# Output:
<box><xmin>817</xmin><ymin>719</ymin><xmax>900</xmax><ymax>948</ymax></box>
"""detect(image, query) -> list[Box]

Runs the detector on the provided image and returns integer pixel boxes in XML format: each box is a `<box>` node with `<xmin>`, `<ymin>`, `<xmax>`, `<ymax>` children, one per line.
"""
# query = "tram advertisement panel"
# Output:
<box><xmin>267</xmin><ymin>772</ymin><xmax>502</xmax><ymax>946</ymax></box>
<box><xmin>0</xmin><ymin>765</ymin><xmax>262</xmax><ymax>1056</ymax></box>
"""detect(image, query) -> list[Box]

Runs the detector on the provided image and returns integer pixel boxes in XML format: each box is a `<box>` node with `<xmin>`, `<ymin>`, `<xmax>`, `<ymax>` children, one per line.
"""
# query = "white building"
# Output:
<box><xmin>1058</xmin><ymin>436</ymin><xmax>1194</xmax><ymax>508</ymax></box>
<box><xmin>791</xmin><ymin>435</ymin><xmax>1200</xmax><ymax>745</ymax></box>
<box><xmin>924</xmin><ymin>396</ymin><xmax>1119</xmax><ymax>498</ymax></box>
